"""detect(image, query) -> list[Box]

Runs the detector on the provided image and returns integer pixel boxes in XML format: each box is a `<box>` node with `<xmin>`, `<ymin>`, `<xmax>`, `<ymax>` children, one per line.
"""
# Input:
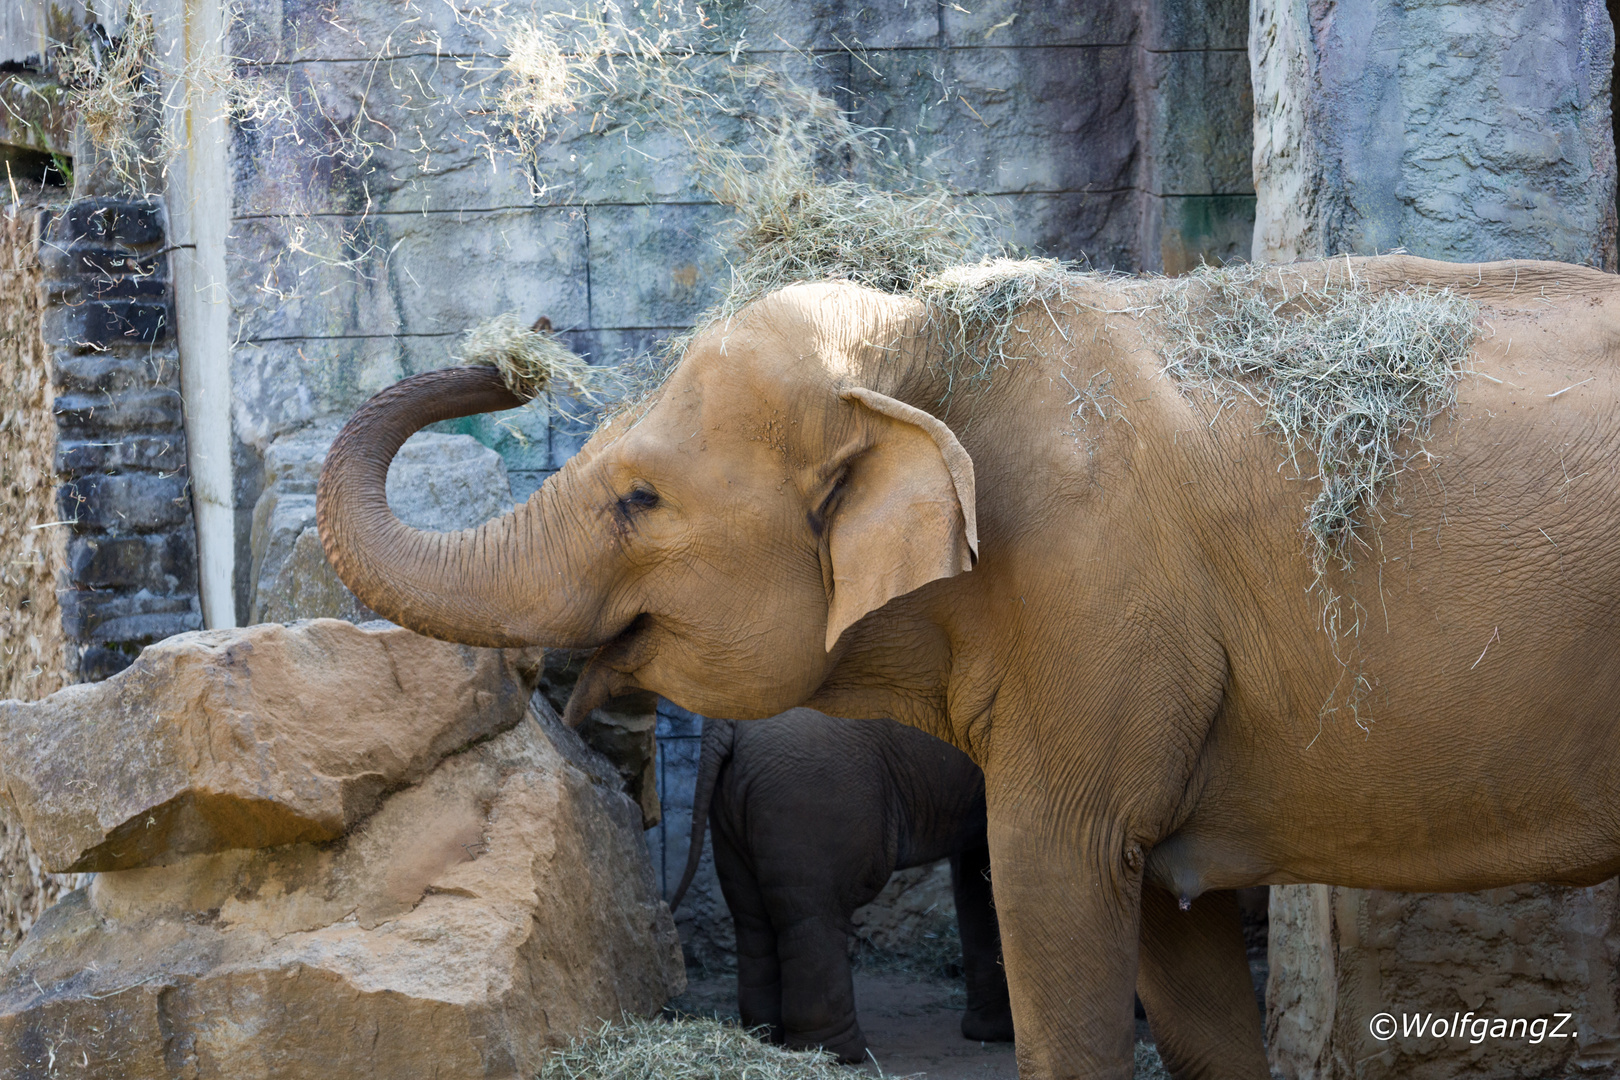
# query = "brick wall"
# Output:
<box><xmin>39</xmin><ymin>198</ymin><xmax>201</xmax><ymax>681</ymax></box>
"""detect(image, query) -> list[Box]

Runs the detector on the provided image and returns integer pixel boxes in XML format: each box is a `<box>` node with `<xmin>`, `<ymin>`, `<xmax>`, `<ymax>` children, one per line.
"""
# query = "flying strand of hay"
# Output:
<box><xmin>489</xmin><ymin>3</ymin><xmax>1014</xmax><ymax>399</ymax></box>
<box><xmin>1150</xmin><ymin>263</ymin><xmax>1479</xmax><ymax>571</ymax></box>
<box><xmin>59</xmin><ymin>10</ymin><xmax>159</xmax><ymax>188</ymax></box>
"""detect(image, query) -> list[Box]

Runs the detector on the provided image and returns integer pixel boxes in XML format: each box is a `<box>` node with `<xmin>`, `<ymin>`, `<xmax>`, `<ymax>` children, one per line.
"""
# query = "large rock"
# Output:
<box><xmin>0</xmin><ymin>620</ymin><xmax>537</xmax><ymax>872</ymax></box>
<box><xmin>538</xmin><ymin>650</ymin><xmax>660</xmax><ymax>830</ymax></box>
<box><xmin>0</xmin><ymin>708</ymin><xmax>686</xmax><ymax>1079</ymax></box>
<box><xmin>248</xmin><ymin>428</ymin><xmax>516</xmax><ymax>624</ymax></box>
<box><xmin>1250</xmin><ymin>0</ymin><xmax>1617</xmax><ymax>267</ymax></box>
<box><xmin>1267</xmin><ymin>883</ymin><xmax>1620</xmax><ymax>1079</ymax></box>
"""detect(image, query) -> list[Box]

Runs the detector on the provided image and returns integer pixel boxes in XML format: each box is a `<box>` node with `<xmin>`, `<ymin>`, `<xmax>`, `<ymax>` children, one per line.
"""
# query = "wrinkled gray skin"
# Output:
<box><xmin>671</xmin><ymin>708</ymin><xmax>1013</xmax><ymax>1061</ymax></box>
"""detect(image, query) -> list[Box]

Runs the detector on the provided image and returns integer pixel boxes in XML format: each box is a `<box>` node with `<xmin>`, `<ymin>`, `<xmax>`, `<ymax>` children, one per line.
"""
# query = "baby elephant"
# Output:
<box><xmin>671</xmin><ymin>708</ymin><xmax>1014</xmax><ymax>1062</ymax></box>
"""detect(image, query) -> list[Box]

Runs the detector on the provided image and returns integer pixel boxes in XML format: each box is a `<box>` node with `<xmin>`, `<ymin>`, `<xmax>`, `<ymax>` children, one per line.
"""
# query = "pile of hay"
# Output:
<box><xmin>538</xmin><ymin>1014</ymin><xmax>1184</xmax><ymax>1080</ymax></box>
<box><xmin>1151</xmin><ymin>263</ymin><xmax>1479</xmax><ymax>570</ymax></box>
<box><xmin>537</xmin><ymin>1015</ymin><xmax>857</xmax><ymax>1080</ymax></box>
<box><xmin>910</xmin><ymin>259</ymin><xmax>1077</xmax><ymax>393</ymax></box>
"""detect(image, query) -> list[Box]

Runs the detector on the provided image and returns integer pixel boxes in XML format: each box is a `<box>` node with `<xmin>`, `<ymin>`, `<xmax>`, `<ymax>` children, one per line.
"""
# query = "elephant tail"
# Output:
<box><xmin>670</xmin><ymin>716</ymin><xmax>737</xmax><ymax>912</ymax></box>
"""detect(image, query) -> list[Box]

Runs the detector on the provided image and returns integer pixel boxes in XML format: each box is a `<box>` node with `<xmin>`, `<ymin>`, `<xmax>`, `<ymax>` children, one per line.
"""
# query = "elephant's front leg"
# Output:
<box><xmin>772</xmin><ymin>913</ymin><xmax>868</xmax><ymax>1062</ymax></box>
<box><xmin>989</xmin><ymin>808</ymin><xmax>1142</xmax><ymax>1079</ymax></box>
<box><xmin>1136</xmin><ymin>884</ymin><xmax>1267</xmax><ymax>1080</ymax></box>
<box><xmin>950</xmin><ymin>842</ymin><xmax>1015</xmax><ymax>1042</ymax></box>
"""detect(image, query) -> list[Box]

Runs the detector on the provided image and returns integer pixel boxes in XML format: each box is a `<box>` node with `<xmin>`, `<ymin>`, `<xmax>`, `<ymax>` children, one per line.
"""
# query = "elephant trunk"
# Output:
<box><xmin>316</xmin><ymin>366</ymin><xmax>598</xmax><ymax>649</ymax></box>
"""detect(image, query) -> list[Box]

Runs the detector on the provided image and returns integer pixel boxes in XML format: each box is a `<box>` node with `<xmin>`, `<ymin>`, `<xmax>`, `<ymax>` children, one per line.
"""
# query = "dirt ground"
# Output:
<box><xmin>669</xmin><ymin>970</ymin><xmax>1165</xmax><ymax>1079</ymax></box>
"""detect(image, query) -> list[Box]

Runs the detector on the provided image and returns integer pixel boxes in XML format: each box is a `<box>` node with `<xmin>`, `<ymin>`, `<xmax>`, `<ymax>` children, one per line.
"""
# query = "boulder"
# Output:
<box><xmin>0</xmin><ymin>707</ymin><xmax>686</xmax><ymax>1079</ymax></box>
<box><xmin>538</xmin><ymin>650</ymin><xmax>660</xmax><ymax>830</ymax></box>
<box><xmin>0</xmin><ymin>620</ymin><xmax>538</xmax><ymax>872</ymax></box>
<box><xmin>852</xmin><ymin>860</ymin><xmax>956</xmax><ymax>958</ymax></box>
<box><xmin>249</xmin><ymin>428</ymin><xmax>515</xmax><ymax>624</ymax></box>
<box><xmin>1267</xmin><ymin>882</ymin><xmax>1620</xmax><ymax>1079</ymax></box>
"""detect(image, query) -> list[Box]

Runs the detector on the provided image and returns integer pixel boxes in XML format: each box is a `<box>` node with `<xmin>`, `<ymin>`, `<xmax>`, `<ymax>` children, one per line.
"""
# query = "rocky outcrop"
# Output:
<box><xmin>0</xmin><ymin>622</ymin><xmax>683</xmax><ymax>1078</ymax></box>
<box><xmin>1250</xmin><ymin>0</ymin><xmax>1617</xmax><ymax>268</ymax></box>
<box><xmin>0</xmin><ymin>711</ymin><xmax>684</xmax><ymax>1079</ymax></box>
<box><xmin>0</xmin><ymin>620</ymin><xmax>537</xmax><ymax>872</ymax></box>
<box><xmin>1267</xmin><ymin>883</ymin><xmax>1620</xmax><ymax>1080</ymax></box>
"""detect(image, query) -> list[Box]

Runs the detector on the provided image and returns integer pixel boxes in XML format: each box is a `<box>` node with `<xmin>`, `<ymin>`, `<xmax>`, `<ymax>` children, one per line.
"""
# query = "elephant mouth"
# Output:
<box><xmin>561</xmin><ymin>613</ymin><xmax>655</xmax><ymax>726</ymax></box>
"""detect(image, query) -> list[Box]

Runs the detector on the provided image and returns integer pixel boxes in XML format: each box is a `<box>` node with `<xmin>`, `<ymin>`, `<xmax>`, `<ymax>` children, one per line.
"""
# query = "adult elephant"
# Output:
<box><xmin>318</xmin><ymin>256</ymin><xmax>1620</xmax><ymax>1080</ymax></box>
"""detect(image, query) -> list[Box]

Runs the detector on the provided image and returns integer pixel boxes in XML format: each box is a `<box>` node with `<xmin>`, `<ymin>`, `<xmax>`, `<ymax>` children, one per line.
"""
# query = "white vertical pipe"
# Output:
<box><xmin>160</xmin><ymin>0</ymin><xmax>236</xmax><ymax>627</ymax></box>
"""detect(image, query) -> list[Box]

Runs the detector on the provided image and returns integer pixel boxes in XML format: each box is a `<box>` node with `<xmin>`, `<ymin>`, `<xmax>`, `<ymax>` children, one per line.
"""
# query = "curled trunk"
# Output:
<box><xmin>316</xmin><ymin>367</ymin><xmax>586</xmax><ymax>648</ymax></box>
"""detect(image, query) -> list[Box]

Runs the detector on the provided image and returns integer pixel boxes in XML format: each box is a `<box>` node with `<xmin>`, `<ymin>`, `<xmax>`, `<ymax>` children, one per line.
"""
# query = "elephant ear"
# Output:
<box><xmin>823</xmin><ymin>387</ymin><xmax>978</xmax><ymax>651</ymax></box>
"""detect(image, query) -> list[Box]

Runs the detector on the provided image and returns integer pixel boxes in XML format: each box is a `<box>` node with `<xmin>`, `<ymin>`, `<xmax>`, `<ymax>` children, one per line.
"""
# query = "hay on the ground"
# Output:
<box><xmin>1149</xmin><ymin>263</ymin><xmax>1479</xmax><ymax>571</ymax></box>
<box><xmin>456</xmin><ymin>312</ymin><xmax>606</xmax><ymax>403</ymax></box>
<box><xmin>537</xmin><ymin>1014</ymin><xmax>861</xmax><ymax>1080</ymax></box>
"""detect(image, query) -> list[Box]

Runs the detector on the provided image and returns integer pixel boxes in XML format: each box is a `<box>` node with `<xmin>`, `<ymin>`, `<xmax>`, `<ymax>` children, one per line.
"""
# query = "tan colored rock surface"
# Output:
<box><xmin>1267</xmin><ymin>882</ymin><xmax>1620</xmax><ymax>1079</ymax></box>
<box><xmin>0</xmin><ymin>708</ymin><xmax>685</xmax><ymax>1079</ymax></box>
<box><xmin>0</xmin><ymin>619</ymin><xmax>538</xmax><ymax>872</ymax></box>
<box><xmin>852</xmin><ymin>860</ymin><xmax>956</xmax><ymax>957</ymax></box>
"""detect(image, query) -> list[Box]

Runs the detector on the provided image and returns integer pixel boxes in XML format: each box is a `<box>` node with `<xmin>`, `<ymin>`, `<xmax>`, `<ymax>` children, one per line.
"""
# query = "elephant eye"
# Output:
<box><xmin>617</xmin><ymin>485</ymin><xmax>659</xmax><ymax>514</ymax></box>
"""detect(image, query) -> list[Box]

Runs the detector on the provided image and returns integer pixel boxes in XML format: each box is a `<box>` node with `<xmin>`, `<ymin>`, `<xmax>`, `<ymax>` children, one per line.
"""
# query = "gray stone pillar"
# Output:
<box><xmin>1253</xmin><ymin>3</ymin><xmax>1620</xmax><ymax>1077</ymax></box>
<box><xmin>1252</xmin><ymin>0</ymin><xmax>1617</xmax><ymax>268</ymax></box>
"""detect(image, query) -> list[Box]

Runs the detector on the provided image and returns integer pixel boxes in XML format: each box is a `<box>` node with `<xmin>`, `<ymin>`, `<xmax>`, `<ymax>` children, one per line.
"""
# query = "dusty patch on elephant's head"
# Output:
<box><xmin>1143</xmin><ymin>262</ymin><xmax>1479</xmax><ymax>573</ymax></box>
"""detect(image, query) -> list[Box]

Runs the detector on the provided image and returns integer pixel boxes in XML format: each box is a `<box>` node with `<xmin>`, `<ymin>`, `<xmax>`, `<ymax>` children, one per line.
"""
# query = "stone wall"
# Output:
<box><xmin>41</xmin><ymin>198</ymin><xmax>202</xmax><ymax>681</ymax></box>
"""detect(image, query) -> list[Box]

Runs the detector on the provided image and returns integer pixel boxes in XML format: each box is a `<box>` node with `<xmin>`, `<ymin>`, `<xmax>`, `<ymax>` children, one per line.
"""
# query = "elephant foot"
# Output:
<box><xmin>787</xmin><ymin>1023</ymin><xmax>868</xmax><ymax>1064</ymax></box>
<box><xmin>789</xmin><ymin>1037</ymin><xmax>867</xmax><ymax>1065</ymax></box>
<box><xmin>961</xmin><ymin>1003</ymin><xmax>1015</xmax><ymax>1043</ymax></box>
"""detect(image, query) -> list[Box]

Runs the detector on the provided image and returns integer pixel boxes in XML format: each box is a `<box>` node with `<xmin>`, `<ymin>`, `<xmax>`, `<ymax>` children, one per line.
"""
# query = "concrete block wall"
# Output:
<box><xmin>1138</xmin><ymin>0</ymin><xmax>1257</xmax><ymax>272</ymax></box>
<box><xmin>186</xmin><ymin>0</ymin><xmax>1256</xmax><ymax>627</ymax></box>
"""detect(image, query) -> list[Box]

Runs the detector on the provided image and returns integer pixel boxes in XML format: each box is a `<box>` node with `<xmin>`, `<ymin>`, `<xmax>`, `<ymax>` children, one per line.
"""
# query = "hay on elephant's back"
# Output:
<box><xmin>538</xmin><ymin>1014</ymin><xmax>869</xmax><ymax>1080</ymax></box>
<box><xmin>1149</xmin><ymin>263</ymin><xmax>1479</xmax><ymax>571</ymax></box>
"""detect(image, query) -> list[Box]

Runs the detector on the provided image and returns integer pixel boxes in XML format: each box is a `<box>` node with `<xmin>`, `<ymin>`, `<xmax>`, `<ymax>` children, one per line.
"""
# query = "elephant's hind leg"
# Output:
<box><xmin>712</xmin><ymin>830</ymin><xmax>785</xmax><ymax>1042</ymax></box>
<box><xmin>1137</xmin><ymin>885</ymin><xmax>1268</xmax><ymax>1080</ymax></box>
<box><xmin>772</xmin><ymin>914</ymin><xmax>868</xmax><ymax>1063</ymax></box>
